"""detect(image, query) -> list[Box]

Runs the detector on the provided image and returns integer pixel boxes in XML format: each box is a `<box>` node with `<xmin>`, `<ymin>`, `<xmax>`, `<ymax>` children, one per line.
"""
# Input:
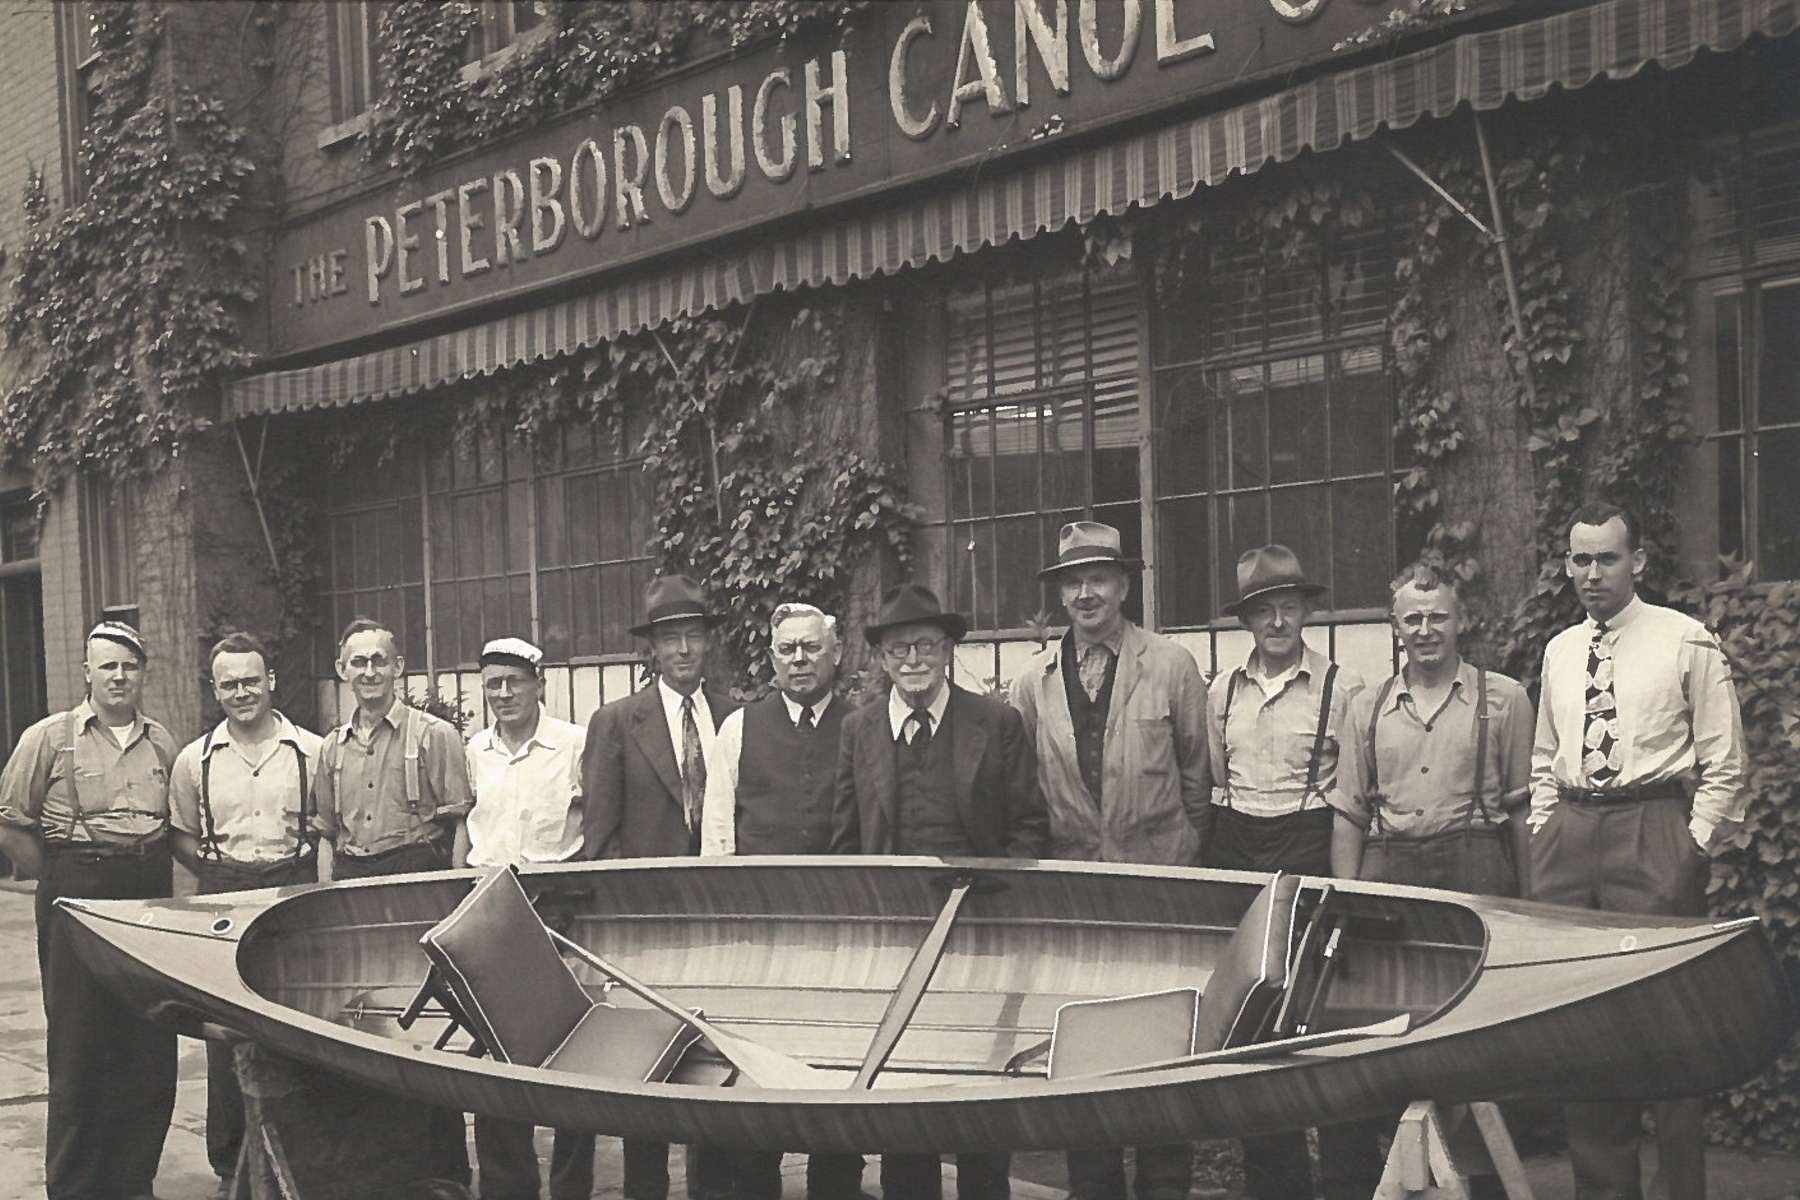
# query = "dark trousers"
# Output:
<box><xmin>328</xmin><ymin>839</ymin><xmax>471</xmax><ymax>1185</ymax></box>
<box><xmin>880</xmin><ymin>1152</ymin><xmax>1009</xmax><ymax>1200</ymax></box>
<box><xmin>195</xmin><ymin>855</ymin><xmax>320</xmax><ymax>1179</ymax></box>
<box><xmin>37</xmin><ymin>842</ymin><xmax>178</xmax><ymax>1200</ymax></box>
<box><xmin>1360</xmin><ymin>827</ymin><xmax>1517</xmax><ymax>897</ymax></box>
<box><xmin>1205</xmin><ymin>806</ymin><xmax>1384</xmax><ymax>1200</ymax></box>
<box><xmin>626</xmin><ymin>1142</ymin><xmax>736</xmax><ymax>1200</ymax></box>
<box><xmin>1531</xmin><ymin>795</ymin><xmax>1709</xmax><ymax>1200</ymax></box>
<box><xmin>473</xmin><ymin>1115</ymin><xmax>596</xmax><ymax>1200</ymax></box>
<box><xmin>715</xmin><ymin>1149</ymin><xmax>864</xmax><ymax>1200</ymax></box>
<box><xmin>1066</xmin><ymin>1144</ymin><xmax>1193</xmax><ymax>1200</ymax></box>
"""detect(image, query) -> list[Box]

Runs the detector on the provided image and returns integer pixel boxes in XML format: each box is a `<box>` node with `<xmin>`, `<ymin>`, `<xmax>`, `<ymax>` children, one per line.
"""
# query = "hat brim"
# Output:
<box><xmin>629</xmin><ymin>611</ymin><xmax>726</xmax><ymax>639</ymax></box>
<box><xmin>479</xmin><ymin>652</ymin><xmax>542</xmax><ymax>671</ymax></box>
<box><xmin>864</xmin><ymin>612</ymin><xmax>969</xmax><ymax>647</ymax></box>
<box><xmin>1222</xmin><ymin>581</ymin><xmax>1327</xmax><ymax>618</ymax></box>
<box><xmin>1037</xmin><ymin>554</ymin><xmax>1144</xmax><ymax>581</ymax></box>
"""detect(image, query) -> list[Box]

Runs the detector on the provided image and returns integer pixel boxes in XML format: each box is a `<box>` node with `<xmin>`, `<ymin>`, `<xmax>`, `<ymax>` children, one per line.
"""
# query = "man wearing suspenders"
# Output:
<box><xmin>1332</xmin><ymin>564</ymin><xmax>1534</xmax><ymax>898</ymax></box>
<box><xmin>313</xmin><ymin>615</ymin><xmax>476</xmax><ymax>1186</ymax></box>
<box><xmin>0</xmin><ymin>620</ymin><xmax>181</xmax><ymax>1200</ymax></box>
<box><xmin>169</xmin><ymin>631</ymin><xmax>325</xmax><ymax>1197</ymax></box>
<box><xmin>1204</xmin><ymin>546</ymin><xmax>1378</xmax><ymax>1200</ymax></box>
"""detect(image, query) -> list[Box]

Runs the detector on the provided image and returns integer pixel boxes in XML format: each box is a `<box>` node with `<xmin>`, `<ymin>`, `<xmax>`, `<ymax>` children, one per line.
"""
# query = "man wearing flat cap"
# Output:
<box><xmin>457</xmin><ymin>637</ymin><xmax>596</xmax><ymax>1200</ymax></box>
<box><xmin>581</xmin><ymin>574</ymin><xmax>742</xmax><ymax>1200</ymax></box>
<box><xmin>1009</xmin><ymin>522</ymin><xmax>1208</xmax><ymax>1200</ymax></box>
<box><xmin>1206</xmin><ymin>546</ymin><xmax>1378</xmax><ymax>1200</ymax></box>
<box><xmin>0</xmin><ymin>621</ymin><xmax>181</xmax><ymax>1200</ymax></box>
<box><xmin>833</xmin><ymin>583</ymin><xmax>1047</xmax><ymax>1200</ymax></box>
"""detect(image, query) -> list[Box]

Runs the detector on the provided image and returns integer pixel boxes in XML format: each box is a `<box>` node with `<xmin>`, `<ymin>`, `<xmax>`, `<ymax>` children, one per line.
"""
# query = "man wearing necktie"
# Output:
<box><xmin>699</xmin><ymin>601</ymin><xmax>864</xmax><ymax>1199</ymax></box>
<box><xmin>581</xmin><ymin>574</ymin><xmax>741</xmax><ymax>1200</ymax></box>
<box><xmin>833</xmin><ymin>583</ymin><xmax>1047</xmax><ymax>1200</ymax></box>
<box><xmin>1529</xmin><ymin>502</ymin><xmax>1748</xmax><ymax>1200</ymax></box>
<box><xmin>1009</xmin><ymin>522</ymin><xmax>1210</xmax><ymax>1200</ymax></box>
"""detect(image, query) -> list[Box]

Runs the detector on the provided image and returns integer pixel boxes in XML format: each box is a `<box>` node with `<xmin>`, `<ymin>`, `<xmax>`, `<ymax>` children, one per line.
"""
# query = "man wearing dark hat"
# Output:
<box><xmin>833</xmin><ymin>583</ymin><xmax>1046</xmax><ymax>1200</ymax></box>
<box><xmin>698</xmin><ymin>601</ymin><xmax>864</xmax><ymax>1200</ymax></box>
<box><xmin>1205</xmin><ymin>547</ymin><xmax>1379</xmax><ymax>1200</ymax></box>
<box><xmin>0</xmin><ymin>621</ymin><xmax>181</xmax><ymax>1200</ymax></box>
<box><xmin>581</xmin><ymin>574</ymin><xmax>742</xmax><ymax>1200</ymax></box>
<box><xmin>1009</xmin><ymin>523</ymin><xmax>1208</xmax><ymax>1200</ymax></box>
<box><xmin>457</xmin><ymin>636</ymin><xmax>597</xmax><ymax>1200</ymax></box>
<box><xmin>169</xmin><ymin>631</ymin><xmax>325</xmax><ymax>1197</ymax></box>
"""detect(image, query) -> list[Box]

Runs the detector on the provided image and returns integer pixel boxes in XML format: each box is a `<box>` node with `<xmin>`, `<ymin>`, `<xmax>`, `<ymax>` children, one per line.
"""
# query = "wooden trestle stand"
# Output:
<box><xmin>1373</xmin><ymin>1101</ymin><xmax>1535</xmax><ymax>1200</ymax></box>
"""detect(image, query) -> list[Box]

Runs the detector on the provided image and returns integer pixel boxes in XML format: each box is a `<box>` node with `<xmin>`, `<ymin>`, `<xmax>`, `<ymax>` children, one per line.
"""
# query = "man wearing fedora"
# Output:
<box><xmin>581</xmin><ymin>573</ymin><xmax>742</xmax><ymax>1200</ymax></box>
<box><xmin>833</xmin><ymin>583</ymin><xmax>1046</xmax><ymax>1200</ymax></box>
<box><xmin>1009</xmin><ymin>522</ymin><xmax>1208</xmax><ymax>1200</ymax></box>
<box><xmin>1206</xmin><ymin>545</ymin><xmax>1380</xmax><ymax>1200</ymax></box>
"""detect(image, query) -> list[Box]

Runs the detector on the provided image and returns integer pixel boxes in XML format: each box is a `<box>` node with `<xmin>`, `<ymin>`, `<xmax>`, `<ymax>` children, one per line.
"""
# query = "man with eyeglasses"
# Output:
<box><xmin>1205</xmin><ymin>546</ymin><xmax>1379</xmax><ymax>1200</ymax></box>
<box><xmin>1528</xmin><ymin>502</ymin><xmax>1746</xmax><ymax>1200</ymax></box>
<box><xmin>833</xmin><ymin>583</ymin><xmax>1046</xmax><ymax>1200</ymax></box>
<box><xmin>455</xmin><ymin>637</ymin><xmax>597</xmax><ymax>1200</ymax></box>
<box><xmin>581</xmin><ymin>574</ymin><xmax>742</xmax><ymax>1200</ymax></box>
<box><xmin>1008</xmin><ymin>522</ymin><xmax>1209</xmax><ymax>1200</ymax></box>
<box><xmin>1331</xmin><ymin>564</ymin><xmax>1534</xmax><ymax>899</ymax></box>
<box><xmin>169</xmin><ymin>631</ymin><xmax>326</xmax><ymax>1198</ymax></box>
<box><xmin>0</xmin><ymin>620</ymin><xmax>180</xmax><ymax>1200</ymax></box>
<box><xmin>313</xmin><ymin>615</ymin><xmax>475</xmax><ymax>1187</ymax></box>
<box><xmin>697</xmin><ymin>602</ymin><xmax>864</xmax><ymax>1199</ymax></box>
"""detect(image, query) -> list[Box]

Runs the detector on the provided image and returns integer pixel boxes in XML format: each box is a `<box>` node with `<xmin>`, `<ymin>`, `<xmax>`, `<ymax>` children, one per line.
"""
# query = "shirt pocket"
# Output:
<box><xmin>1136</xmin><ymin>717</ymin><xmax>1175</xmax><ymax>776</ymax></box>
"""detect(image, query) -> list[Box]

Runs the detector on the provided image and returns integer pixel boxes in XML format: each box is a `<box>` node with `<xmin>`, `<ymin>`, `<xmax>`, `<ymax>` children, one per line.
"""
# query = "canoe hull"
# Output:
<box><xmin>56</xmin><ymin>857</ymin><xmax>1795</xmax><ymax>1153</ymax></box>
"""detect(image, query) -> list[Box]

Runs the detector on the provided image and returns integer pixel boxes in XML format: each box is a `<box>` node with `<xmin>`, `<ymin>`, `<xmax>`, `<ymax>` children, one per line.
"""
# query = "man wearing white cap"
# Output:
<box><xmin>1010</xmin><ymin>521</ymin><xmax>1208</xmax><ymax>1200</ymax></box>
<box><xmin>1206</xmin><ymin>546</ymin><xmax>1379</xmax><ymax>1200</ymax></box>
<box><xmin>0</xmin><ymin>620</ymin><xmax>181</xmax><ymax>1200</ymax></box>
<box><xmin>455</xmin><ymin>636</ymin><xmax>597</xmax><ymax>1200</ymax></box>
<box><xmin>169</xmin><ymin>630</ymin><xmax>325</xmax><ymax>1197</ymax></box>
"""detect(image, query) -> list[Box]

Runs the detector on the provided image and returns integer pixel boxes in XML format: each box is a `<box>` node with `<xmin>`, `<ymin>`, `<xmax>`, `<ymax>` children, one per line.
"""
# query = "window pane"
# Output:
<box><xmin>1757</xmin><ymin>281</ymin><xmax>1800</xmax><ymax>426</ymax></box>
<box><xmin>1157</xmin><ymin>495</ymin><xmax>1213</xmax><ymax>626</ymax></box>
<box><xmin>1717</xmin><ymin>437</ymin><xmax>1745</xmax><ymax>562</ymax></box>
<box><xmin>540</xmin><ymin>569</ymin><xmax>571</xmax><ymax>661</ymax></box>
<box><xmin>1757</xmin><ymin>428</ymin><xmax>1800</xmax><ymax>579</ymax></box>
<box><xmin>991</xmin><ymin>404</ymin><xmax>1042</xmax><ymax>516</ymax></box>
<box><xmin>1267</xmin><ymin>486</ymin><xmax>1327</xmax><ymax>591</ymax></box>
<box><xmin>570</xmin><ymin>565</ymin><xmax>601</xmax><ymax>657</ymax></box>
<box><xmin>1155</xmin><ymin>366</ymin><xmax>1210</xmax><ymax>496</ymax></box>
<box><xmin>1331</xmin><ymin>349</ymin><xmax>1389</xmax><ymax>474</ymax></box>
<box><xmin>1331</xmin><ymin>476</ymin><xmax>1392</xmax><ymax>608</ymax></box>
<box><xmin>1267</xmin><ymin>356</ymin><xmax>1326</xmax><ymax>485</ymax></box>
<box><xmin>1216</xmin><ymin>366</ymin><xmax>1267</xmax><ymax>492</ymax></box>
<box><xmin>1716</xmin><ymin>293</ymin><xmax>1743</xmax><ymax>432</ymax></box>
<box><xmin>1216</xmin><ymin>492</ymin><xmax>1267</xmax><ymax>597</ymax></box>
<box><xmin>1092</xmin><ymin>379</ymin><xmax>1140</xmax><ymax>504</ymax></box>
<box><xmin>992</xmin><ymin>515</ymin><xmax>1041</xmax><ymax>627</ymax></box>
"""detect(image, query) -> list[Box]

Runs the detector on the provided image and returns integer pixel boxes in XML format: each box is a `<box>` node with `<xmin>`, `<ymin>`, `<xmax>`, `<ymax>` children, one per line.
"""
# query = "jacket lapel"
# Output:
<box><xmin>1106</xmin><ymin>624</ymin><xmax>1146</xmax><ymax>734</ymax></box>
<box><xmin>630</xmin><ymin>688</ymin><xmax>684</xmax><ymax>805</ymax></box>
<box><xmin>1042</xmin><ymin>644</ymin><xmax>1092</xmax><ymax>808</ymax></box>
<box><xmin>947</xmin><ymin>688</ymin><xmax>990</xmax><ymax>824</ymax></box>
<box><xmin>865</xmin><ymin>712</ymin><xmax>900</xmax><ymax>852</ymax></box>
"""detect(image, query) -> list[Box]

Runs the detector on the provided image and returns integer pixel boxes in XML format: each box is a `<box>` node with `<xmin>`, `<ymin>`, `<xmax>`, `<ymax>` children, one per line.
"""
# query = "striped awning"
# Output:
<box><xmin>226</xmin><ymin>0</ymin><xmax>1797</xmax><ymax>420</ymax></box>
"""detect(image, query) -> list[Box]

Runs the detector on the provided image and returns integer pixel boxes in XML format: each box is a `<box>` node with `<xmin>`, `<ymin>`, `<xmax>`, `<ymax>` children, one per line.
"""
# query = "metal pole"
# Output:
<box><xmin>1471</xmin><ymin>111</ymin><xmax>1540</xmax><ymax>413</ymax></box>
<box><xmin>233</xmin><ymin>423</ymin><xmax>282</xmax><ymax>577</ymax></box>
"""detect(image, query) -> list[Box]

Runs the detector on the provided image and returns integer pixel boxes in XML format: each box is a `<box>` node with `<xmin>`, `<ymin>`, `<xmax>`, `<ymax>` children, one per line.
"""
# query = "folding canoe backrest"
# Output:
<box><xmin>1193</xmin><ymin>871</ymin><xmax>1302</xmax><ymax>1053</ymax></box>
<box><xmin>418</xmin><ymin>866</ymin><xmax>593</xmax><ymax>1067</ymax></box>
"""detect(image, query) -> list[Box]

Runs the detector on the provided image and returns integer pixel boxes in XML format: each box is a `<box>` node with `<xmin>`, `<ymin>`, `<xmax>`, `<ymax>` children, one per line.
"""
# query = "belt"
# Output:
<box><xmin>339</xmin><ymin>839</ymin><xmax>438</xmax><ymax>864</ymax></box>
<box><xmin>1557</xmin><ymin>781</ymin><xmax>1687</xmax><ymax>807</ymax></box>
<box><xmin>43</xmin><ymin>833</ymin><xmax>168</xmax><ymax>859</ymax></box>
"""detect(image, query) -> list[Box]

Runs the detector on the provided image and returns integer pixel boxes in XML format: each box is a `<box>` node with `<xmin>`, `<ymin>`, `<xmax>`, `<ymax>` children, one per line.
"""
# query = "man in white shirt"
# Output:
<box><xmin>170</xmin><ymin>631</ymin><xmax>325</xmax><ymax>1196</ymax></box>
<box><xmin>455</xmin><ymin>637</ymin><xmax>595</xmax><ymax>1200</ymax></box>
<box><xmin>698</xmin><ymin>603</ymin><xmax>862</xmax><ymax>1199</ymax></box>
<box><xmin>1530</xmin><ymin>502</ymin><xmax>1747</xmax><ymax>1200</ymax></box>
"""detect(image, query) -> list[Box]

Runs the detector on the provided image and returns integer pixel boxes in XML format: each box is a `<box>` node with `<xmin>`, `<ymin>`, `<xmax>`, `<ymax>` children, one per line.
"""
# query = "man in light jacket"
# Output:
<box><xmin>1010</xmin><ymin>521</ymin><xmax>1209</xmax><ymax>1200</ymax></box>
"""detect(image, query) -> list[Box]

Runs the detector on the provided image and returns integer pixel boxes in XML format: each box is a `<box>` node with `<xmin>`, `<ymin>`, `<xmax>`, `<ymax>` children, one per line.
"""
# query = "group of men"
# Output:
<box><xmin>0</xmin><ymin>497</ymin><xmax>1746</xmax><ymax>1200</ymax></box>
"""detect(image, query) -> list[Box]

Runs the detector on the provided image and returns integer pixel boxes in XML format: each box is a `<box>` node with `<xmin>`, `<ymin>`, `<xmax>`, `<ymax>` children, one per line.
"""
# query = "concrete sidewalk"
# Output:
<box><xmin>0</xmin><ymin>881</ymin><xmax>1793</xmax><ymax>1200</ymax></box>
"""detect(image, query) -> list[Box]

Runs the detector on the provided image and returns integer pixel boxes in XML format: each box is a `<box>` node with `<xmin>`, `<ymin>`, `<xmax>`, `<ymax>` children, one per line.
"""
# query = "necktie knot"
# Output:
<box><xmin>907</xmin><ymin>709</ymin><xmax>933</xmax><ymax>747</ymax></box>
<box><xmin>798</xmin><ymin>705</ymin><xmax>815</xmax><ymax>732</ymax></box>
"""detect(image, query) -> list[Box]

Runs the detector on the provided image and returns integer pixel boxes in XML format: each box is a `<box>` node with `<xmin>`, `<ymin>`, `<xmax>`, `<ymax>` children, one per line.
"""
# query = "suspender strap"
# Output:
<box><xmin>61</xmin><ymin>710</ymin><xmax>94</xmax><ymax>841</ymax></box>
<box><xmin>1302</xmin><ymin>664</ymin><xmax>1339</xmax><ymax>805</ymax></box>
<box><xmin>1365</xmin><ymin>674</ymin><xmax>1400</xmax><ymax>800</ymax></box>
<box><xmin>402</xmin><ymin>705</ymin><xmax>424</xmax><ymax>815</ymax></box>
<box><xmin>1220</xmin><ymin>671</ymin><xmax>1243</xmax><ymax>809</ymax></box>
<box><xmin>1469</xmin><ymin>667</ymin><xmax>1491</xmax><ymax>828</ymax></box>
<box><xmin>199</xmin><ymin>750</ymin><xmax>222</xmax><ymax>861</ymax></box>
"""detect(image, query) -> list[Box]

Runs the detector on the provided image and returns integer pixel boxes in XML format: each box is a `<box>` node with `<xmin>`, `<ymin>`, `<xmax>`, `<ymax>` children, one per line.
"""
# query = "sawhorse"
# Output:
<box><xmin>1374</xmin><ymin>1101</ymin><xmax>1536</xmax><ymax>1200</ymax></box>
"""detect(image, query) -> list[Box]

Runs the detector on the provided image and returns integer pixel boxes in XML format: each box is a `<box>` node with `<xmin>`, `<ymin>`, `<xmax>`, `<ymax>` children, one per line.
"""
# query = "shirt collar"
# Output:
<box><xmin>658</xmin><ymin>677</ymin><xmax>708</xmax><ymax>719</ymax></box>
<box><xmin>473</xmin><ymin>706</ymin><xmax>567</xmax><ymax>755</ymax></box>
<box><xmin>73</xmin><ymin>698</ymin><xmax>144</xmax><ymax>736</ymax></box>
<box><xmin>1588</xmin><ymin>593</ymin><xmax>1645</xmax><ymax>633</ymax></box>
<box><xmin>1245</xmin><ymin>645</ymin><xmax>1315</xmax><ymax>688</ymax></box>
<box><xmin>781</xmin><ymin>692</ymin><xmax>833</xmax><ymax>725</ymax></box>
<box><xmin>888</xmin><ymin>683</ymin><xmax>950</xmax><ymax>741</ymax></box>
<box><xmin>1392</xmin><ymin>659</ymin><xmax>1475</xmax><ymax>711</ymax></box>
<box><xmin>203</xmin><ymin>712</ymin><xmax>304</xmax><ymax>760</ymax></box>
<box><xmin>1070</xmin><ymin>622</ymin><xmax>1127</xmax><ymax>657</ymax></box>
<box><xmin>340</xmin><ymin>698</ymin><xmax>406</xmax><ymax>742</ymax></box>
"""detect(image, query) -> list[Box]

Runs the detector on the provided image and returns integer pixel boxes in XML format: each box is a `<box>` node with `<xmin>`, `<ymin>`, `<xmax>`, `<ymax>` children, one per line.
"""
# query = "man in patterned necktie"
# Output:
<box><xmin>581</xmin><ymin>574</ymin><xmax>741</xmax><ymax>1200</ymax></box>
<box><xmin>1529</xmin><ymin>501</ymin><xmax>1748</xmax><ymax>1200</ymax></box>
<box><xmin>1009</xmin><ymin>521</ymin><xmax>1210</xmax><ymax>1200</ymax></box>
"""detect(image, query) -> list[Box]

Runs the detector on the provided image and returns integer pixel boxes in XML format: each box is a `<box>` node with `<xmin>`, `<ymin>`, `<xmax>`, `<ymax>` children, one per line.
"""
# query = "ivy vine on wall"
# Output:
<box><xmin>1</xmin><ymin>1</ymin><xmax>256</xmax><ymax>494</ymax></box>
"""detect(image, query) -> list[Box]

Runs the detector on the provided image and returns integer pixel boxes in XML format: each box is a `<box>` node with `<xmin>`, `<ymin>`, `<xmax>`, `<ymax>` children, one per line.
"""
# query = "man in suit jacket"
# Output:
<box><xmin>580</xmin><ymin>574</ymin><xmax>741</xmax><ymax>1200</ymax></box>
<box><xmin>832</xmin><ymin>583</ymin><xmax>1046</xmax><ymax>1200</ymax></box>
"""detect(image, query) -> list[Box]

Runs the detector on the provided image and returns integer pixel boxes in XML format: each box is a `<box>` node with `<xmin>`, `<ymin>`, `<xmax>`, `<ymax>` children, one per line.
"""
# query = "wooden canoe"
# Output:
<box><xmin>54</xmin><ymin>856</ymin><xmax>1794</xmax><ymax>1154</ymax></box>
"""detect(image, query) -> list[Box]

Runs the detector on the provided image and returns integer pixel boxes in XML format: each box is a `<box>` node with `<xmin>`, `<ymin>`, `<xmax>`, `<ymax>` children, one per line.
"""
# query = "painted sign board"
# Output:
<box><xmin>266</xmin><ymin>0</ymin><xmax>1516</xmax><ymax>361</ymax></box>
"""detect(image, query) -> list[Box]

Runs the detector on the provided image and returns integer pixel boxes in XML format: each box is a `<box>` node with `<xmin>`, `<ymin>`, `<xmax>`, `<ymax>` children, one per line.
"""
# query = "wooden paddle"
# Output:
<box><xmin>545</xmin><ymin>927</ymin><xmax>834</xmax><ymax>1090</ymax></box>
<box><xmin>851</xmin><ymin>874</ymin><xmax>975</xmax><ymax>1089</ymax></box>
<box><xmin>1080</xmin><ymin>1013</ymin><xmax>1414</xmax><ymax>1078</ymax></box>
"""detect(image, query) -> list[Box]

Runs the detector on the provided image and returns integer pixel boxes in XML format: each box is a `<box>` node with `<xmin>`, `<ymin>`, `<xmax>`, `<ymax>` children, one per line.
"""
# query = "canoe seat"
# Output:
<box><xmin>1045</xmin><ymin>988</ymin><xmax>1200</xmax><ymax>1079</ymax></box>
<box><xmin>418</xmin><ymin>865</ymin><xmax>700</xmax><ymax>1082</ymax></box>
<box><xmin>1192</xmin><ymin>871</ymin><xmax>1302</xmax><ymax>1052</ymax></box>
